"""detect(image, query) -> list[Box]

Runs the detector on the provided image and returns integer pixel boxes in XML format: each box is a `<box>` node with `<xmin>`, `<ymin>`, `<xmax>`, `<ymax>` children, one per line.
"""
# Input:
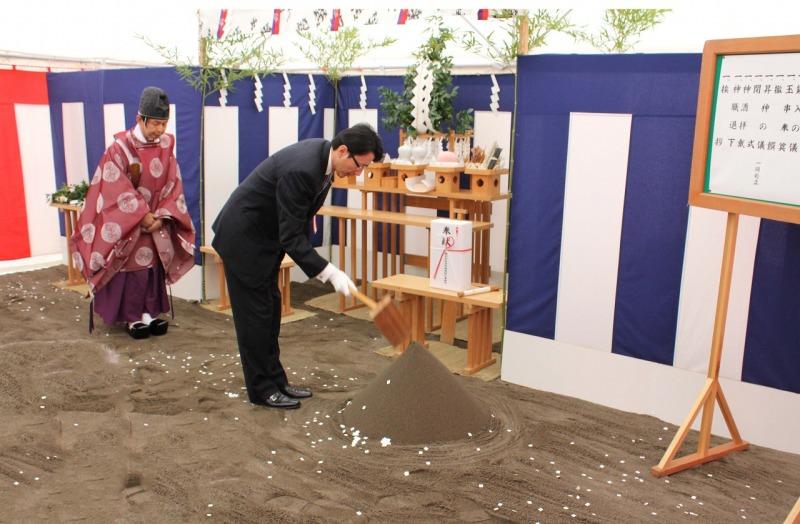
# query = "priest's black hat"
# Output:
<box><xmin>138</xmin><ymin>86</ymin><xmax>170</xmax><ymax>119</ymax></box>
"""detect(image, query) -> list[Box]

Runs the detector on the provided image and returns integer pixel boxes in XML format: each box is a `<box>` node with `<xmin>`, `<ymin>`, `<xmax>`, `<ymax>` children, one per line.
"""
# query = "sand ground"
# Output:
<box><xmin>0</xmin><ymin>266</ymin><xmax>798</xmax><ymax>523</ymax></box>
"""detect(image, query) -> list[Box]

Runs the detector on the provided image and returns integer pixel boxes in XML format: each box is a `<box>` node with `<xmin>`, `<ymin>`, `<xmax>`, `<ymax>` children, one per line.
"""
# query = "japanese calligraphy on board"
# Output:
<box><xmin>689</xmin><ymin>35</ymin><xmax>800</xmax><ymax>224</ymax></box>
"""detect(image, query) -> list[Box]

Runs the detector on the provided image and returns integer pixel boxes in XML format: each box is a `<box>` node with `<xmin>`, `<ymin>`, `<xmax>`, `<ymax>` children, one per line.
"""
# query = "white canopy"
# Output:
<box><xmin>2</xmin><ymin>2</ymin><xmax>800</xmax><ymax>71</ymax></box>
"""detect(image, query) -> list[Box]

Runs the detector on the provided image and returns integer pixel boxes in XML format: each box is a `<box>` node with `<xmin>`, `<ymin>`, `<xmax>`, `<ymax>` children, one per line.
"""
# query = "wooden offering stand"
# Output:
<box><xmin>364</xmin><ymin>162</ymin><xmax>391</xmax><ymax>189</ymax></box>
<box><xmin>465</xmin><ymin>166</ymin><xmax>503</xmax><ymax>197</ymax></box>
<box><xmin>391</xmin><ymin>163</ymin><xmax>427</xmax><ymax>188</ymax></box>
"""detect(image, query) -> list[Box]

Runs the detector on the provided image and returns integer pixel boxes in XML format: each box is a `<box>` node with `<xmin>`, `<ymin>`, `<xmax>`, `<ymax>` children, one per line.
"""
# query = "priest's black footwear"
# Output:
<box><xmin>262</xmin><ymin>391</ymin><xmax>301</xmax><ymax>409</ymax></box>
<box><xmin>280</xmin><ymin>385</ymin><xmax>312</xmax><ymax>399</ymax></box>
<box><xmin>127</xmin><ymin>322</ymin><xmax>150</xmax><ymax>340</ymax></box>
<box><xmin>149</xmin><ymin>318</ymin><xmax>169</xmax><ymax>336</ymax></box>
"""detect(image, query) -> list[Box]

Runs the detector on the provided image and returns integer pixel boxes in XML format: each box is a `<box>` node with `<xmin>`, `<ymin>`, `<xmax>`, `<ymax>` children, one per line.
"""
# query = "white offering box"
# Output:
<box><xmin>429</xmin><ymin>218</ymin><xmax>472</xmax><ymax>292</ymax></box>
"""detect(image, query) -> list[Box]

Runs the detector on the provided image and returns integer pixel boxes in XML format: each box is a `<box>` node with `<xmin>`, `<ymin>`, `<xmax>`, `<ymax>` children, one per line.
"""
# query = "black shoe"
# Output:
<box><xmin>280</xmin><ymin>385</ymin><xmax>312</xmax><ymax>399</ymax></box>
<box><xmin>149</xmin><ymin>318</ymin><xmax>169</xmax><ymax>336</ymax></box>
<box><xmin>262</xmin><ymin>391</ymin><xmax>301</xmax><ymax>409</ymax></box>
<box><xmin>127</xmin><ymin>322</ymin><xmax>150</xmax><ymax>340</ymax></box>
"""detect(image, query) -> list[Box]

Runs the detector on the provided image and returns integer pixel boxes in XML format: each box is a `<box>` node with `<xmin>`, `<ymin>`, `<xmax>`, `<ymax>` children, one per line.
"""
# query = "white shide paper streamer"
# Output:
<box><xmin>308</xmin><ymin>74</ymin><xmax>316</xmax><ymax>115</ymax></box>
<box><xmin>282</xmin><ymin>72</ymin><xmax>291</xmax><ymax>108</ymax></box>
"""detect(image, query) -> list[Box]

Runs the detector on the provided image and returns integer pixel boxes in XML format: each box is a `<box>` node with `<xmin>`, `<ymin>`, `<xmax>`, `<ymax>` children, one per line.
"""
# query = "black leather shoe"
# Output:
<box><xmin>149</xmin><ymin>318</ymin><xmax>169</xmax><ymax>336</ymax></box>
<box><xmin>263</xmin><ymin>391</ymin><xmax>301</xmax><ymax>409</ymax></box>
<box><xmin>127</xmin><ymin>322</ymin><xmax>150</xmax><ymax>340</ymax></box>
<box><xmin>280</xmin><ymin>385</ymin><xmax>312</xmax><ymax>399</ymax></box>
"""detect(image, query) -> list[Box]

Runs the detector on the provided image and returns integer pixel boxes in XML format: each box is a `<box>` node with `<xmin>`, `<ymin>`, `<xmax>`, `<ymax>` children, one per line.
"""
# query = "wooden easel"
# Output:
<box><xmin>651</xmin><ymin>212</ymin><xmax>748</xmax><ymax>476</ymax></box>
<box><xmin>654</xmin><ymin>35</ymin><xmax>800</xmax><ymax>488</ymax></box>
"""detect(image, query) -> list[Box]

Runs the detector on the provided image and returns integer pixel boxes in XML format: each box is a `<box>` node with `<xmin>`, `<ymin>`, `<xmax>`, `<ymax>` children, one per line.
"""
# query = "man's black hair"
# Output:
<box><xmin>331</xmin><ymin>123</ymin><xmax>384</xmax><ymax>161</ymax></box>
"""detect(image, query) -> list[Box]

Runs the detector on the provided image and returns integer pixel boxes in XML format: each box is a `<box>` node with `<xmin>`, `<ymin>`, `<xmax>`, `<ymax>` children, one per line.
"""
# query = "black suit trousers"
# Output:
<box><xmin>223</xmin><ymin>263</ymin><xmax>288</xmax><ymax>402</ymax></box>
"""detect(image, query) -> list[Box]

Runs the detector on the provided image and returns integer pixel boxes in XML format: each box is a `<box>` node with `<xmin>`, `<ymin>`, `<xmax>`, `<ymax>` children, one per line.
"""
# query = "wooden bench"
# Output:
<box><xmin>199</xmin><ymin>246</ymin><xmax>295</xmax><ymax>316</ymax></box>
<box><xmin>371</xmin><ymin>274</ymin><xmax>504</xmax><ymax>375</ymax></box>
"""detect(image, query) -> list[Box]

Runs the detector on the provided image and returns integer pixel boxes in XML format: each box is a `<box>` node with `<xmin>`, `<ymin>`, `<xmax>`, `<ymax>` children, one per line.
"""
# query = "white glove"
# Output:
<box><xmin>316</xmin><ymin>263</ymin><xmax>353</xmax><ymax>297</ymax></box>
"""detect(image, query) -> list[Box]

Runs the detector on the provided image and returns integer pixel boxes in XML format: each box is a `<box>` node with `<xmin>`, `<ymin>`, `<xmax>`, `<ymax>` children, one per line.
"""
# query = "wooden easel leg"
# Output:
<box><xmin>652</xmin><ymin>379</ymin><xmax>715</xmax><ymax>474</ymax></box>
<box><xmin>652</xmin><ymin>213</ymin><xmax>749</xmax><ymax>476</ymax></box>
<box><xmin>784</xmin><ymin>496</ymin><xmax>800</xmax><ymax>524</ymax></box>
<box><xmin>715</xmin><ymin>383</ymin><xmax>744</xmax><ymax>443</ymax></box>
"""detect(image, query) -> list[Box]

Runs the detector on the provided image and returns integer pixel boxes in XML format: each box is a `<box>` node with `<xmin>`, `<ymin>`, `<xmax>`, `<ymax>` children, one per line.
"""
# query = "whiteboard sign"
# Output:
<box><xmin>707</xmin><ymin>53</ymin><xmax>800</xmax><ymax>205</ymax></box>
<box><xmin>689</xmin><ymin>35</ymin><xmax>800</xmax><ymax>224</ymax></box>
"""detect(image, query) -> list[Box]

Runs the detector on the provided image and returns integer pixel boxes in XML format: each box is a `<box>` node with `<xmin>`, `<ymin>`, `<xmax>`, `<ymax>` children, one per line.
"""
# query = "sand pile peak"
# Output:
<box><xmin>341</xmin><ymin>342</ymin><xmax>491</xmax><ymax>445</ymax></box>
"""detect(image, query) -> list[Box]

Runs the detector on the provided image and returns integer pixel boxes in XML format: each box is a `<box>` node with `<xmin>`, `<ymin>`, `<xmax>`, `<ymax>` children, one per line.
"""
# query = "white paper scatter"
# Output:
<box><xmin>403</xmin><ymin>471</ymin><xmax>409</xmax><ymax>477</ymax></box>
<box><xmin>226</xmin><ymin>392</ymin><xmax>239</xmax><ymax>398</ymax></box>
<box><xmin>386</xmin><ymin>379</ymin><xmax>391</xmax><ymax>385</ymax></box>
<box><xmin>380</xmin><ymin>437</ymin><xmax>391</xmax><ymax>447</ymax></box>
<box><xmin>478</xmin><ymin>483</ymin><xmax>484</xmax><ymax>488</ymax></box>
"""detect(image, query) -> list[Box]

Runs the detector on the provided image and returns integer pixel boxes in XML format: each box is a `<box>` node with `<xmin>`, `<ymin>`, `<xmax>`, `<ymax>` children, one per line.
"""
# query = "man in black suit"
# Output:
<box><xmin>212</xmin><ymin>124</ymin><xmax>384</xmax><ymax>409</ymax></box>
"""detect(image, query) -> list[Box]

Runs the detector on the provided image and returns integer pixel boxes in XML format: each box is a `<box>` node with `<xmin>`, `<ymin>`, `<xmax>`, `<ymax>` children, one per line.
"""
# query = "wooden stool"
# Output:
<box><xmin>50</xmin><ymin>202</ymin><xmax>83</xmax><ymax>286</ymax></box>
<box><xmin>200</xmin><ymin>246</ymin><xmax>295</xmax><ymax>316</ymax></box>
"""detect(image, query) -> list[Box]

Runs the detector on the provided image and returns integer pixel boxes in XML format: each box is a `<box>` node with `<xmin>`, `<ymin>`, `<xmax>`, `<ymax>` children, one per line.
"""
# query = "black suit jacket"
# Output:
<box><xmin>212</xmin><ymin>139</ymin><xmax>332</xmax><ymax>287</ymax></box>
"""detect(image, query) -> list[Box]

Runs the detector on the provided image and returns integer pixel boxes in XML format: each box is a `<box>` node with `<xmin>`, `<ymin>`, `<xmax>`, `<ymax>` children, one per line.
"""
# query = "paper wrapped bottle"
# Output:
<box><xmin>430</xmin><ymin>218</ymin><xmax>472</xmax><ymax>292</ymax></box>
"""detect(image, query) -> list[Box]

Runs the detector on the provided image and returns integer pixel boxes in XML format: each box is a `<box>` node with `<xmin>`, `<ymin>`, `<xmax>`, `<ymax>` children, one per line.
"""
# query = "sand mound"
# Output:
<box><xmin>341</xmin><ymin>342</ymin><xmax>491</xmax><ymax>445</ymax></box>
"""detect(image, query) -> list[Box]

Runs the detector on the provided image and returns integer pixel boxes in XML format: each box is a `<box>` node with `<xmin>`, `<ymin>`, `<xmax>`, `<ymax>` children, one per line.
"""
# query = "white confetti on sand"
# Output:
<box><xmin>380</xmin><ymin>437</ymin><xmax>391</xmax><ymax>447</ymax></box>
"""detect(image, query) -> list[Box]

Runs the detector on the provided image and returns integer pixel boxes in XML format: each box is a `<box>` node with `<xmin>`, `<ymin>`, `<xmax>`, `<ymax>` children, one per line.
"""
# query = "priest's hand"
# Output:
<box><xmin>140</xmin><ymin>212</ymin><xmax>156</xmax><ymax>230</ymax></box>
<box><xmin>144</xmin><ymin>218</ymin><xmax>164</xmax><ymax>233</ymax></box>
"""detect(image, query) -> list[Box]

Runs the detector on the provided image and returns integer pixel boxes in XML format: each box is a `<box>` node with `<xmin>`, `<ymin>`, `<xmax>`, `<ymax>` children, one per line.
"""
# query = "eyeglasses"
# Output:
<box><xmin>349</xmin><ymin>154</ymin><xmax>363</xmax><ymax>170</ymax></box>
